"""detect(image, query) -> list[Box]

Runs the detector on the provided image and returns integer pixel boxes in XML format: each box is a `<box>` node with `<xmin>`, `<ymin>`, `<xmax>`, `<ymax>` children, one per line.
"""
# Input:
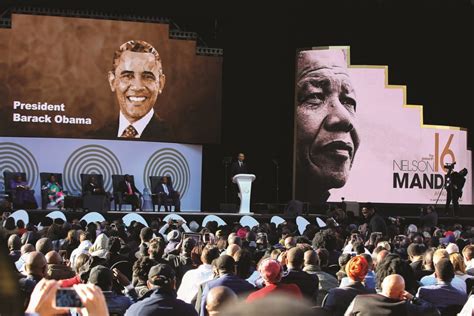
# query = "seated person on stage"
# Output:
<box><xmin>118</xmin><ymin>174</ymin><xmax>142</xmax><ymax>211</ymax></box>
<box><xmin>10</xmin><ymin>173</ymin><xmax>38</xmax><ymax>209</ymax></box>
<box><xmin>84</xmin><ymin>175</ymin><xmax>106</xmax><ymax>195</ymax></box>
<box><xmin>42</xmin><ymin>174</ymin><xmax>65</xmax><ymax>209</ymax></box>
<box><xmin>155</xmin><ymin>176</ymin><xmax>181</xmax><ymax>212</ymax></box>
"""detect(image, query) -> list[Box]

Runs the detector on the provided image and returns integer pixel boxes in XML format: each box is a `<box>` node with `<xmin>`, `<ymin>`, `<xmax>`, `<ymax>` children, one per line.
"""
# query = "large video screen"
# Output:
<box><xmin>293</xmin><ymin>47</ymin><xmax>472</xmax><ymax>205</ymax></box>
<box><xmin>0</xmin><ymin>137</ymin><xmax>202</xmax><ymax>211</ymax></box>
<box><xmin>0</xmin><ymin>14</ymin><xmax>222</xmax><ymax>144</ymax></box>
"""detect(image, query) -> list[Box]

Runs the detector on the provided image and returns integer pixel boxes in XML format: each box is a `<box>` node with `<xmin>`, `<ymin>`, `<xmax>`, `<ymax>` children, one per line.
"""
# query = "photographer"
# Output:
<box><xmin>444</xmin><ymin>163</ymin><xmax>468</xmax><ymax>217</ymax></box>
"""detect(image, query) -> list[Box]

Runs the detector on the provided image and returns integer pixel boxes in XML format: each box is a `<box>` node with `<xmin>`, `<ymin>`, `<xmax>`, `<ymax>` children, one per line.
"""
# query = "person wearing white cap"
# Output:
<box><xmin>89</xmin><ymin>233</ymin><xmax>110</xmax><ymax>260</ymax></box>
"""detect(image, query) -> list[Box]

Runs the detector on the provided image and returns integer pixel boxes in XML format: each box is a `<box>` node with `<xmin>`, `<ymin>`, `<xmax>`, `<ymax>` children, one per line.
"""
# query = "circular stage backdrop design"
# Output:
<box><xmin>0</xmin><ymin>142</ymin><xmax>39</xmax><ymax>190</ymax></box>
<box><xmin>63</xmin><ymin>145</ymin><xmax>122</xmax><ymax>193</ymax></box>
<box><xmin>143</xmin><ymin>148</ymin><xmax>191</xmax><ymax>198</ymax></box>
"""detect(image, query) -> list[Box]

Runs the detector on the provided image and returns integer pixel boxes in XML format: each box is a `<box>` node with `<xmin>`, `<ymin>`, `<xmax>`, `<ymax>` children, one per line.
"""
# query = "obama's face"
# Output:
<box><xmin>108</xmin><ymin>51</ymin><xmax>165</xmax><ymax>123</ymax></box>
<box><xmin>295</xmin><ymin>49</ymin><xmax>360</xmax><ymax>192</ymax></box>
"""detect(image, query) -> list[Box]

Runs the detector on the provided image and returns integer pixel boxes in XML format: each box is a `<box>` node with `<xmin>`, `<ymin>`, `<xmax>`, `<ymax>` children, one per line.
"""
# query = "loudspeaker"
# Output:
<box><xmin>219</xmin><ymin>203</ymin><xmax>238</xmax><ymax>213</ymax></box>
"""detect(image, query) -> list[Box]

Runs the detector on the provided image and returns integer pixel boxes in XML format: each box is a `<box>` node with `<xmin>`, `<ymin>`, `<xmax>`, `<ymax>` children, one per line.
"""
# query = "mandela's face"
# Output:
<box><xmin>109</xmin><ymin>51</ymin><xmax>165</xmax><ymax>123</ymax></box>
<box><xmin>295</xmin><ymin>49</ymin><xmax>360</xmax><ymax>191</ymax></box>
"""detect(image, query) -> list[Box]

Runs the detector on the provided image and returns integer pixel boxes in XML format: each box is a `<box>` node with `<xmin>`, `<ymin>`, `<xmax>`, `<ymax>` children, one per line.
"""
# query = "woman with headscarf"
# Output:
<box><xmin>246</xmin><ymin>258</ymin><xmax>302</xmax><ymax>302</ymax></box>
<box><xmin>323</xmin><ymin>255</ymin><xmax>374</xmax><ymax>316</ymax></box>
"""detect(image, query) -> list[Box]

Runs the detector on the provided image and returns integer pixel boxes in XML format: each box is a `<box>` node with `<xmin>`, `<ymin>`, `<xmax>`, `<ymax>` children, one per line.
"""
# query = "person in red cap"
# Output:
<box><xmin>246</xmin><ymin>258</ymin><xmax>302</xmax><ymax>302</ymax></box>
<box><xmin>236</xmin><ymin>227</ymin><xmax>248</xmax><ymax>239</ymax></box>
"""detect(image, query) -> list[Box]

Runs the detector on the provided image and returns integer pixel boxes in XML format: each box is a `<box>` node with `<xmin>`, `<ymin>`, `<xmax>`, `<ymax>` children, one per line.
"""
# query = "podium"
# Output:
<box><xmin>232</xmin><ymin>174</ymin><xmax>256</xmax><ymax>214</ymax></box>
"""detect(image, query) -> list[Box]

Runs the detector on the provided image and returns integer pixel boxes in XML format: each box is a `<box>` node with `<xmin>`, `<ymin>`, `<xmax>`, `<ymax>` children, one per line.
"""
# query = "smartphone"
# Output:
<box><xmin>55</xmin><ymin>288</ymin><xmax>83</xmax><ymax>308</ymax></box>
<box><xmin>203</xmin><ymin>233</ymin><xmax>211</xmax><ymax>243</ymax></box>
<box><xmin>182</xmin><ymin>232</ymin><xmax>202</xmax><ymax>245</ymax></box>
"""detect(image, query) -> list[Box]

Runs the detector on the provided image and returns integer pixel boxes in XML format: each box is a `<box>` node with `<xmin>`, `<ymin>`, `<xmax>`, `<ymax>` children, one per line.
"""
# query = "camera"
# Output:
<box><xmin>444</xmin><ymin>162</ymin><xmax>456</xmax><ymax>170</ymax></box>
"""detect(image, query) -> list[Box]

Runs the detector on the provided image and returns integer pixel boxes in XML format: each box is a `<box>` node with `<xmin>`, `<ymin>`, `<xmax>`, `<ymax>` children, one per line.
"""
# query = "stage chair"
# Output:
<box><xmin>3</xmin><ymin>171</ymin><xmax>37</xmax><ymax>209</ymax></box>
<box><xmin>40</xmin><ymin>172</ymin><xmax>66</xmax><ymax>209</ymax></box>
<box><xmin>81</xmin><ymin>174</ymin><xmax>109</xmax><ymax>212</ymax></box>
<box><xmin>149</xmin><ymin>176</ymin><xmax>178</xmax><ymax>212</ymax></box>
<box><xmin>112</xmin><ymin>174</ymin><xmax>142</xmax><ymax>211</ymax></box>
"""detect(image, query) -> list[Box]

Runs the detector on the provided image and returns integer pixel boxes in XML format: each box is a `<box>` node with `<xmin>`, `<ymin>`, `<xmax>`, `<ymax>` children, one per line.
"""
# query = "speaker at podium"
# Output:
<box><xmin>232</xmin><ymin>173</ymin><xmax>256</xmax><ymax>214</ymax></box>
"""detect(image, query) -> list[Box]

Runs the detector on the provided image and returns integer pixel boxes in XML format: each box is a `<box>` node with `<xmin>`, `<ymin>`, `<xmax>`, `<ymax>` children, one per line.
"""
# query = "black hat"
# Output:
<box><xmin>148</xmin><ymin>264</ymin><xmax>176</xmax><ymax>286</ymax></box>
<box><xmin>88</xmin><ymin>265</ymin><xmax>113</xmax><ymax>290</ymax></box>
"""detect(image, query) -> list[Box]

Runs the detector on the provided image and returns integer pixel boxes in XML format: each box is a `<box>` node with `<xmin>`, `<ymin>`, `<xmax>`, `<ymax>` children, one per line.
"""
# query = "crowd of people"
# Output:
<box><xmin>1</xmin><ymin>203</ymin><xmax>474</xmax><ymax>315</ymax></box>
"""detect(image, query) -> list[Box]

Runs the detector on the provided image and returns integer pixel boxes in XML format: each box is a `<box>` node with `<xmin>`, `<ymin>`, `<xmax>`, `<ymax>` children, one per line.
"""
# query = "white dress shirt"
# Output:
<box><xmin>177</xmin><ymin>264</ymin><xmax>214</xmax><ymax>303</ymax></box>
<box><xmin>117</xmin><ymin>109</ymin><xmax>154</xmax><ymax>138</ymax></box>
<box><xmin>162</xmin><ymin>183</ymin><xmax>170</xmax><ymax>195</ymax></box>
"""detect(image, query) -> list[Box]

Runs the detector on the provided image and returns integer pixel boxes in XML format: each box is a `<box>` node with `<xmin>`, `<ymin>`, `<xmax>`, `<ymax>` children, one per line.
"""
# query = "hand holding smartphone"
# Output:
<box><xmin>55</xmin><ymin>288</ymin><xmax>84</xmax><ymax>308</ymax></box>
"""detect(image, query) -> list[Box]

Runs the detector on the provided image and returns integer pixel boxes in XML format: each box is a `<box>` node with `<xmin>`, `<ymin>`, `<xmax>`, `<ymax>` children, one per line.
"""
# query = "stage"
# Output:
<box><xmin>19</xmin><ymin>202</ymin><xmax>474</xmax><ymax>228</ymax></box>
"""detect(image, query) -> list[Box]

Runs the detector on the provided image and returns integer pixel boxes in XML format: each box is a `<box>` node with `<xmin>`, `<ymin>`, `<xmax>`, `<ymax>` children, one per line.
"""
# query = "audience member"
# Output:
<box><xmin>462</xmin><ymin>245</ymin><xmax>474</xmax><ymax>275</ymax></box>
<box><xmin>5</xmin><ymin>199</ymin><xmax>474</xmax><ymax>316</ymax></box>
<box><xmin>178</xmin><ymin>245</ymin><xmax>220</xmax><ymax>303</ymax></box>
<box><xmin>35</xmin><ymin>237</ymin><xmax>53</xmax><ymax>255</ymax></box>
<box><xmin>407</xmin><ymin>243</ymin><xmax>430</xmax><ymax>280</ymax></box>
<box><xmin>376</xmin><ymin>253</ymin><xmax>418</xmax><ymax>294</ymax></box>
<box><xmin>200</xmin><ymin>255</ymin><xmax>255</xmax><ymax>316</ymax></box>
<box><xmin>416</xmin><ymin>258</ymin><xmax>468</xmax><ymax>312</ymax></box>
<box><xmin>221</xmin><ymin>295</ymin><xmax>314</xmax><ymax>316</ymax></box>
<box><xmin>206</xmin><ymin>286</ymin><xmax>238</xmax><ymax>316</ymax></box>
<box><xmin>247</xmin><ymin>258</ymin><xmax>302</xmax><ymax>302</ymax></box>
<box><xmin>281</xmin><ymin>247</ymin><xmax>319</xmax><ymax>303</ymax></box>
<box><xmin>168</xmin><ymin>237</ymin><xmax>198</xmax><ymax>287</ymax></box>
<box><xmin>345</xmin><ymin>274</ymin><xmax>438</xmax><ymax>315</ymax></box>
<box><xmin>303</xmin><ymin>249</ymin><xmax>338</xmax><ymax>305</ymax></box>
<box><xmin>323</xmin><ymin>255</ymin><xmax>373</xmax><ymax>316</ymax></box>
<box><xmin>450</xmin><ymin>252</ymin><xmax>474</xmax><ymax>282</ymax></box>
<box><xmin>132</xmin><ymin>256</ymin><xmax>158</xmax><ymax>297</ymax></box>
<box><xmin>420</xmin><ymin>205</ymin><xmax>438</xmax><ymax>229</ymax></box>
<box><xmin>88</xmin><ymin>265</ymin><xmax>133</xmax><ymax>315</ymax></box>
<box><xmin>420</xmin><ymin>249</ymin><xmax>466</xmax><ymax>293</ymax></box>
<box><xmin>45</xmin><ymin>250</ymin><xmax>75</xmax><ymax>280</ymax></box>
<box><xmin>125</xmin><ymin>263</ymin><xmax>197</xmax><ymax>316</ymax></box>
<box><xmin>19</xmin><ymin>251</ymin><xmax>47</xmax><ymax>306</ymax></box>
<box><xmin>8</xmin><ymin>234</ymin><xmax>22</xmax><ymax>262</ymax></box>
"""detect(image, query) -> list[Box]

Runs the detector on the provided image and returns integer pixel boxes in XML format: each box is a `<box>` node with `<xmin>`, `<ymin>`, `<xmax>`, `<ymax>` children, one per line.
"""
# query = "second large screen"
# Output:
<box><xmin>293</xmin><ymin>47</ymin><xmax>472</xmax><ymax>205</ymax></box>
<box><xmin>0</xmin><ymin>14</ymin><xmax>222</xmax><ymax>144</ymax></box>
